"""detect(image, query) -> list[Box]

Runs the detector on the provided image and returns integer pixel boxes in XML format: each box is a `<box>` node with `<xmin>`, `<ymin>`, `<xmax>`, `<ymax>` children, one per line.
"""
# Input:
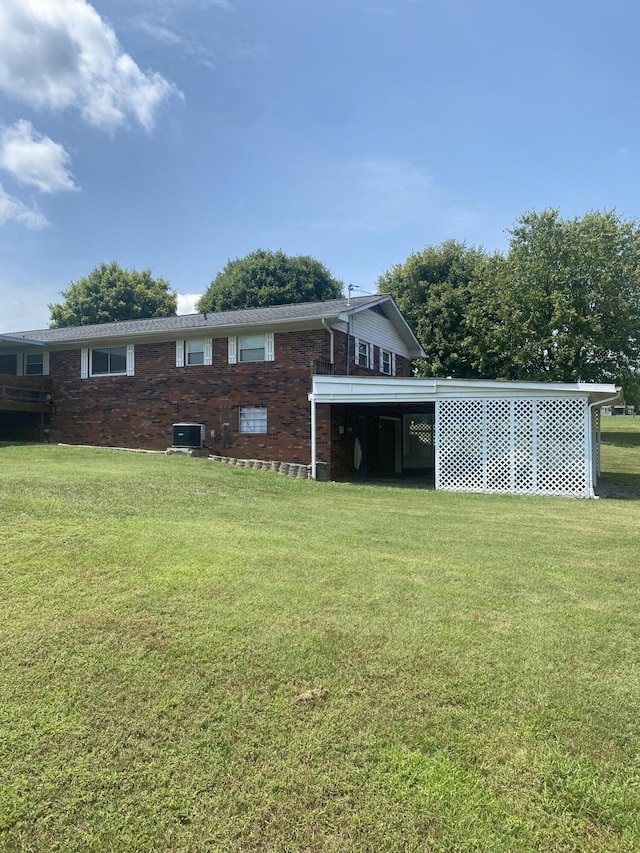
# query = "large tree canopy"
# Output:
<box><xmin>377</xmin><ymin>240</ymin><xmax>497</xmax><ymax>378</ymax></box>
<box><xmin>49</xmin><ymin>262</ymin><xmax>177</xmax><ymax>327</ymax></box>
<box><xmin>378</xmin><ymin>211</ymin><xmax>640</xmax><ymax>401</ymax></box>
<box><xmin>197</xmin><ymin>249</ymin><xmax>343</xmax><ymax>312</ymax></box>
<box><xmin>479</xmin><ymin>210</ymin><xmax>640</xmax><ymax>397</ymax></box>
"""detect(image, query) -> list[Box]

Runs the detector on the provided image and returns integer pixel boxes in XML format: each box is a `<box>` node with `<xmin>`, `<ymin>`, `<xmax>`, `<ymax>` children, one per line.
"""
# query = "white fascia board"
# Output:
<box><xmin>309</xmin><ymin>375</ymin><xmax>620</xmax><ymax>405</ymax></box>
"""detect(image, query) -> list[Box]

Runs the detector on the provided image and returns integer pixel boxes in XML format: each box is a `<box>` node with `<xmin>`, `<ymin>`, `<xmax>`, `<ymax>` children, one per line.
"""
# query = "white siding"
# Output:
<box><xmin>349</xmin><ymin>308</ymin><xmax>411</xmax><ymax>358</ymax></box>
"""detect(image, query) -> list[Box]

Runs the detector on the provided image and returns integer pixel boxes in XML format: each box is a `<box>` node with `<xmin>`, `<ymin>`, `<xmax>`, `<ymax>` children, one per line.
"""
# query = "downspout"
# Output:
<box><xmin>587</xmin><ymin>391</ymin><xmax>621</xmax><ymax>498</ymax></box>
<box><xmin>321</xmin><ymin>318</ymin><xmax>334</xmax><ymax>366</ymax></box>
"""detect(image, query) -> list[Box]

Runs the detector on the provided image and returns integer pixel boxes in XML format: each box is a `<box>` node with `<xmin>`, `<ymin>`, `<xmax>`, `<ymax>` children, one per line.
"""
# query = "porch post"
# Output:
<box><xmin>310</xmin><ymin>395</ymin><xmax>317</xmax><ymax>480</ymax></box>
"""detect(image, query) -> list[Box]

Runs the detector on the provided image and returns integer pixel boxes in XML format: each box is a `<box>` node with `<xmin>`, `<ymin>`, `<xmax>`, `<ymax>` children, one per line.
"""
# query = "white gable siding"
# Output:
<box><xmin>349</xmin><ymin>309</ymin><xmax>411</xmax><ymax>358</ymax></box>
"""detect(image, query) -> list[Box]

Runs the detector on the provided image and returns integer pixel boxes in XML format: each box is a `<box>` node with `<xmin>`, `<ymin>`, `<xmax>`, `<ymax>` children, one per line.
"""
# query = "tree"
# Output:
<box><xmin>197</xmin><ymin>249</ymin><xmax>343</xmax><ymax>312</ymax></box>
<box><xmin>49</xmin><ymin>262</ymin><xmax>177</xmax><ymax>327</ymax></box>
<box><xmin>377</xmin><ymin>240</ymin><xmax>496</xmax><ymax>377</ymax></box>
<box><xmin>478</xmin><ymin>210</ymin><xmax>640</xmax><ymax>400</ymax></box>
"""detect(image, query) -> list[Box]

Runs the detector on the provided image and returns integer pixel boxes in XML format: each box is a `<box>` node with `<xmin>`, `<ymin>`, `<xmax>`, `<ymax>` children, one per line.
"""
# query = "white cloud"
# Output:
<box><xmin>0</xmin><ymin>120</ymin><xmax>78</xmax><ymax>193</ymax></box>
<box><xmin>0</xmin><ymin>184</ymin><xmax>49</xmax><ymax>229</ymax></box>
<box><xmin>177</xmin><ymin>293</ymin><xmax>202</xmax><ymax>315</ymax></box>
<box><xmin>0</xmin><ymin>0</ymin><xmax>180</xmax><ymax>131</ymax></box>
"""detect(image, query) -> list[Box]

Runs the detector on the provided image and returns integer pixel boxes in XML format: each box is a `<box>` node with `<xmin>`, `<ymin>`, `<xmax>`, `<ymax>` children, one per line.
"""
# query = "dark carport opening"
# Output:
<box><xmin>332</xmin><ymin>402</ymin><xmax>436</xmax><ymax>484</ymax></box>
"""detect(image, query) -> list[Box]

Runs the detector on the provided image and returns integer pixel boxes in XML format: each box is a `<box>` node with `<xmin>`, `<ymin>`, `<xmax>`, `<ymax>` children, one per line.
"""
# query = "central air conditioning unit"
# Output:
<box><xmin>172</xmin><ymin>422</ymin><xmax>205</xmax><ymax>448</ymax></box>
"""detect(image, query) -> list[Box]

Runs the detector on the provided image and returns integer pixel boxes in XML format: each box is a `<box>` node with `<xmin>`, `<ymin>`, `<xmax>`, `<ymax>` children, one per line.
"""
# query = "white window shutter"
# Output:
<box><xmin>204</xmin><ymin>338</ymin><xmax>212</xmax><ymax>366</ymax></box>
<box><xmin>392</xmin><ymin>353</ymin><xmax>396</xmax><ymax>376</ymax></box>
<box><xmin>176</xmin><ymin>340</ymin><xmax>184</xmax><ymax>367</ymax></box>
<box><xmin>42</xmin><ymin>351</ymin><xmax>50</xmax><ymax>375</ymax></box>
<box><xmin>265</xmin><ymin>332</ymin><xmax>274</xmax><ymax>361</ymax></box>
<box><xmin>368</xmin><ymin>344</ymin><xmax>374</xmax><ymax>370</ymax></box>
<box><xmin>228</xmin><ymin>336</ymin><xmax>237</xmax><ymax>364</ymax></box>
<box><xmin>126</xmin><ymin>344</ymin><xmax>135</xmax><ymax>376</ymax></box>
<box><xmin>379</xmin><ymin>348</ymin><xmax>383</xmax><ymax>372</ymax></box>
<box><xmin>354</xmin><ymin>337</ymin><xmax>359</xmax><ymax>364</ymax></box>
<box><xmin>81</xmin><ymin>348</ymin><xmax>89</xmax><ymax>379</ymax></box>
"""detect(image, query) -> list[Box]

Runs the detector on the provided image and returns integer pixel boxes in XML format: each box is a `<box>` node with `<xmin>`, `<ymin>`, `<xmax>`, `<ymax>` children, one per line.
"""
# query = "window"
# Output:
<box><xmin>81</xmin><ymin>345</ymin><xmax>134</xmax><ymax>378</ymax></box>
<box><xmin>176</xmin><ymin>339</ymin><xmax>212</xmax><ymax>366</ymax></box>
<box><xmin>239</xmin><ymin>335</ymin><xmax>265</xmax><ymax>362</ymax></box>
<box><xmin>228</xmin><ymin>333</ymin><xmax>274</xmax><ymax>364</ymax></box>
<box><xmin>25</xmin><ymin>353</ymin><xmax>44</xmax><ymax>375</ymax></box>
<box><xmin>356</xmin><ymin>339</ymin><xmax>371</xmax><ymax>368</ymax></box>
<box><xmin>381</xmin><ymin>349</ymin><xmax>392</xmax><ymax>375</ymax></box>
<box><xmin>239</xmin><ymin>406</ymin><xmax>267</xmax><ymax>434</ymax></box>
<box><xmin>92</xmin><ymin>346</ymin><xmax>127</xmax><ymax>375</ymax></box>
<box><xmin>187</xmin><ymin>340</ymin><xmax>205</xmax><ymax>365</ymax></box>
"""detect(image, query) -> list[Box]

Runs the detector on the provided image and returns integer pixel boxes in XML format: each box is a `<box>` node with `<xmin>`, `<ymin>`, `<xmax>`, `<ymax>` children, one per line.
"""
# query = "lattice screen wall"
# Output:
<box><xmin>436</xmin><ymin>397</ymin><xmax>590</xmax><ymax>498</ymax></box>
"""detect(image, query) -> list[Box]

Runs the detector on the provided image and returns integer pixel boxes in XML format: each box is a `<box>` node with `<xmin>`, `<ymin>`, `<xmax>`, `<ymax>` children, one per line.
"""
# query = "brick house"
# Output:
<box><xmin>0</xmin><ymin>294</ymin><xmax>621</xmax><ymax>495</ymax></box>
<box><xmin>0</xmin><ymin>294</ymin><xmax>424</xmax><ymax>479</ymax></box>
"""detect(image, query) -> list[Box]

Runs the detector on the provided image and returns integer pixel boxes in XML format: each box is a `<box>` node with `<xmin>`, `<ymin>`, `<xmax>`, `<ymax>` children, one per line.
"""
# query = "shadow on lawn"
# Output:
<box><xmin>601</xmin><ymin>430</ymin><xmax>640</xmax><ymax>450</ymax></box>
<box><xmin>596</xmin><ymin>472</ymin><xmax>640</xmax><ymax>500</ymax></box>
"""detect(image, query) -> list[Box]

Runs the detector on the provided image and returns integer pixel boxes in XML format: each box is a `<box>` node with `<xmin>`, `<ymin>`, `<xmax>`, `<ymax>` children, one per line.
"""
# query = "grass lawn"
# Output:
<box><xmin>1</xmin><ymin>418</ymin><xmax>639</xmax><ymax>852</ymax></box>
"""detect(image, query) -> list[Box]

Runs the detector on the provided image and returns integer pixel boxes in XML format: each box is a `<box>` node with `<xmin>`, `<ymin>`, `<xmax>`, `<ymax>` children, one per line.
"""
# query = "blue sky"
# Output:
<box><xmin>1</xmin><ymin>0</ymin><xmax>638</xmax><ymax>332</ymax></box>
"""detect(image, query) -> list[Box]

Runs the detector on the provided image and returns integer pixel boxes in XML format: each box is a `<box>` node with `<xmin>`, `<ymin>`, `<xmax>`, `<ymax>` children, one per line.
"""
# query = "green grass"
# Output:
<box><xmin>1</xmin><ymin>420</ymin><xmax>639</xmax><ymax>852</ymax></box>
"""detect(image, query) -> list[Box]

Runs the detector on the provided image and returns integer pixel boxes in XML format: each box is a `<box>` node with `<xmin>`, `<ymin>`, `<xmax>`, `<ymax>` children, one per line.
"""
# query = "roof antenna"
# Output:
<box><xmin>347</xmin><ymin>283</ymin><xmax>366</xmax><ymax>307</ymax></box>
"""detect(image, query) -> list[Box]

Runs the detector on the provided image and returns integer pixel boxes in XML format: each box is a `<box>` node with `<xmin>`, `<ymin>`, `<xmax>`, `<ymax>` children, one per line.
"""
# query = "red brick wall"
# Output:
<box><xmin>49</xmin><ymin>330</ymin><xmax>334</xmax><ymax>463</ymax></box>
<box><xmin>44</xmin><ymin>325</ymin><xmax>413</xmax><ymax>467</ymax></box>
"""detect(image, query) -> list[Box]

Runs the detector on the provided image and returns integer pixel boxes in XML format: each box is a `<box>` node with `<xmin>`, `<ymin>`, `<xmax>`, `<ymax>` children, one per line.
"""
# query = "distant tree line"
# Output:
<box><xmin>48</xmin><ymin>210</ymin><xmax>640</xmax><ymax>401</ymax></box>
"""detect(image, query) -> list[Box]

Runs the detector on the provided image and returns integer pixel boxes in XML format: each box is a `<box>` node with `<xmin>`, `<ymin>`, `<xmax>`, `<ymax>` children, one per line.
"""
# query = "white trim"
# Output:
<box><xmin>310</xmin><ymin>396</ymin><xmax>317</xmax><ymax>479</ymax></box>
<box><xmin>368</xmin><ymin>344</ymin><xmax>374</xmax><ymax>370</ymax></box>
<box><xmin>309</xmin><ymin>375</ymin><xmax>621</xmax><ymax>406</ymax></box>
<box><xmin>126</xmin><ymin>344</ymin><xmax>135</xmax><ymax>376</ymax></box>
<box><xmin>265</xmin><ymin>331</ymin><xmax>274</xmax><ymax>361</ymax></box>
<box><xmin>434</xmin><ymin>400</ymin><xmax>441</xmax><ymax>490</ymax></box>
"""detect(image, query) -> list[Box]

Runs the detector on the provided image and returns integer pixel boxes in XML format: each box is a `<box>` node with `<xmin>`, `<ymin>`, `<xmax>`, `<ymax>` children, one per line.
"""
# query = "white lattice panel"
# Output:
<box><xmin>485</xmin><ymin>400</ymin><xmax>510</xmax><ymax>492</ymax></box>
<box><xmin>437</xmin><ymin>397</ymin><xmax>589</xmax><ymax>498</ymax></box>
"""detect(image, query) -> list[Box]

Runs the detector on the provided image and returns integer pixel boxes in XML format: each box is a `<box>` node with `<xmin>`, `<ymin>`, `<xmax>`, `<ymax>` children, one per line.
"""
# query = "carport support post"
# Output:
<box><xmin>310</xmin><ymin>395</ymin><xmax>317</xmax><ymax>480</ymax></box>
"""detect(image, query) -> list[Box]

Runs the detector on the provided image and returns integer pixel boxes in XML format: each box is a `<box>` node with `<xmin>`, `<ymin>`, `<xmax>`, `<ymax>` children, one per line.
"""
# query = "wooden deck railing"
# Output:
<box><xmin>0</xmin><ymin>374</ymin><xmax>53</xmax><ymax>412</ymax></box>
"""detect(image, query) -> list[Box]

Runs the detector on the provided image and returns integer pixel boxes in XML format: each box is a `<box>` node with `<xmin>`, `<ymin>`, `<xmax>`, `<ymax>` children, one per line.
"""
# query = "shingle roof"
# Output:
<box><xmin>2</xmin><ymin>294</ymin><xmax>389</xmax><ymax>343</ymax></box>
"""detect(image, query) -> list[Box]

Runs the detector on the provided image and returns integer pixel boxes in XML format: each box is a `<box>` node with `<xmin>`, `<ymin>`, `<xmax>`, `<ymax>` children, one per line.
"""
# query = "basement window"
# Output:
<box><xmin>239</xmin><ymin>406</ymin><xmax>267</xmax><ymax>434</ymax></box>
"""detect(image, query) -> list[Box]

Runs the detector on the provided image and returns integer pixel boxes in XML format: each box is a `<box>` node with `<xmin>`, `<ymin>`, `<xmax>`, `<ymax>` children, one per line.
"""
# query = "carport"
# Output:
<box><xmin>309</xmin><ymin>376</ymin><xmax>621</xmax><ymax>498</ymax></box>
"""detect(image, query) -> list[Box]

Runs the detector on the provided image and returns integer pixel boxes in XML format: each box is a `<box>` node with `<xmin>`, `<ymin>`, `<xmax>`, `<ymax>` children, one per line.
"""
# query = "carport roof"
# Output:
<box><xmin>309</xmin><ymin>375</ymin><xmax>622</xmax><ymax>406</ymax></box>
